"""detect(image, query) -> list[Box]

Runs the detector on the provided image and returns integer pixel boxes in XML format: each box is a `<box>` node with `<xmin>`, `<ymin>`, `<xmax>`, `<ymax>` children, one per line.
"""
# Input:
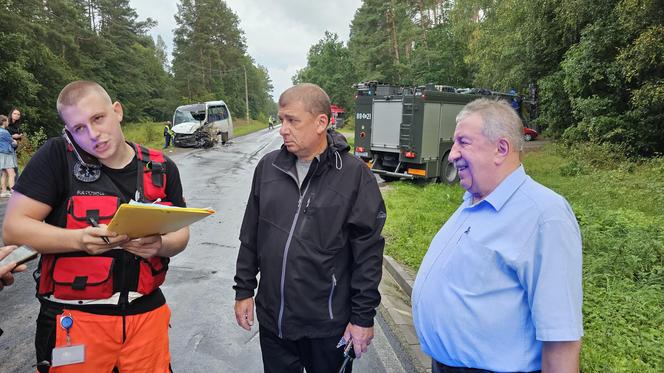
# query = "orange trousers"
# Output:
<box><xmin>46</xmin><ymin>304</ymin><xmax>171</xmax><ymax>373</ymax></box>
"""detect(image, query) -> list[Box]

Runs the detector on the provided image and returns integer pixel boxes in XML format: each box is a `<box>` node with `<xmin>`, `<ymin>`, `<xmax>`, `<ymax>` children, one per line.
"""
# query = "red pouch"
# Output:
<box><xmin>52</xmin><ymin>256</ymin><xmax>115</xmax><ymax>300</ymax></box>
<box><xmin>137</xmin><ymin>257</ymin><xmax>169</xmax><ymax>295</ymax></box>
<box><xmin>37</xmin><ymin>255</ymin><xmax>56</xmax><ymax>295</ymax></box>
<box><xmin>66</xmin><ymin>195</ymin><xmax>120</xmax><ymax>229</ymax></box>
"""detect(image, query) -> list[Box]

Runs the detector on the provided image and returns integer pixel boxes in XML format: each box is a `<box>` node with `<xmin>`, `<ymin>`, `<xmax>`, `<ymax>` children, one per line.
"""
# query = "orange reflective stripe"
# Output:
<box><xmin>50</xmin><ymin>305</ymin><xmax>171</xmax><ymax>373</ymax></box>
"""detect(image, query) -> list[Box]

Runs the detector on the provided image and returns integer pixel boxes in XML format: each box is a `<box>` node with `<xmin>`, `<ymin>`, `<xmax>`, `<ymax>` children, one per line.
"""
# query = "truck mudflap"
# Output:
<box><xmin>370</xmin><ymin>168</ymin><xmax>415</xmax><ymax>180</ymax></box>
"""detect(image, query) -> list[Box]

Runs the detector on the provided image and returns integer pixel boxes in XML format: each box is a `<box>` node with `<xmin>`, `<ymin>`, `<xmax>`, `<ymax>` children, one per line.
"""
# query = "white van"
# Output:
<box><xmin>171</xmin><ymin>100</ymin><xmax>233</xmax><ymax>148</ymax></box>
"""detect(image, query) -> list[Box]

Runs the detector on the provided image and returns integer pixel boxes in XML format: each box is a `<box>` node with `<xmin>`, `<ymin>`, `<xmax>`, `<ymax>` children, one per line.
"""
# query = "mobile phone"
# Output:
<box><xmin>62</xmin><ymin>129</ymin><xmax>100</xmax><ymax>167</ymax></box>
<box><xmin>0</xmin><ymin>245</ymin><xmax>39</xmax><ymax>267</ymax></box>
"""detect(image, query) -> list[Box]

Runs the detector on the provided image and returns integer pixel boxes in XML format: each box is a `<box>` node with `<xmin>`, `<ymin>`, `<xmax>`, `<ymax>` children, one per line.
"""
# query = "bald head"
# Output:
<box><xmin>279</xmin><ymin>83</ymin><xmax>331</xmax><ymax>123</ymax></box>
<box><xmin>57</xmin><ymin>81</ymin><xmax>113</xmax><ymax>120</ymax></box>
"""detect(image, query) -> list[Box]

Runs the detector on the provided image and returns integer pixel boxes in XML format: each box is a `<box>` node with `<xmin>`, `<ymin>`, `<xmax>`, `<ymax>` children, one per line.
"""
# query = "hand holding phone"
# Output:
<box><xmin>0</xmin><ymin>245</ymin><xmax>38</xmax><ymax>267</ymax></box>
<box><xmin>0</xmin><ymin>245</ymin><xmax>35</xmax><ymax>291</ymax></box>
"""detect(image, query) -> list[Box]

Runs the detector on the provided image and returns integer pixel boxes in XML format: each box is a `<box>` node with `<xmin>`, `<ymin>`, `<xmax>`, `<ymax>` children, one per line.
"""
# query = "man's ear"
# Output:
<box><xmin>315</xmin><ymin>114</ymin><xmax>328</xmax><ymax>134</ymax></box>
<box><xmin>112</xmin><ymin>101</ymin><xmax>123</xmax><ymax>123</ymax></box>
<box><xmin>495</xmin><ymin>138</ymin><xmax>511</xmax><ymax>164</ymax></box>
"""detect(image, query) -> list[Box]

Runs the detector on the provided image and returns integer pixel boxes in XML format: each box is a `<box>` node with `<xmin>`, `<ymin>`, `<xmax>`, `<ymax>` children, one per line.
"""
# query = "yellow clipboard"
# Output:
<box><xmin>107</xmin><ymin>203</ymin><xmax>215</xmax><ymax>238</ymax></box>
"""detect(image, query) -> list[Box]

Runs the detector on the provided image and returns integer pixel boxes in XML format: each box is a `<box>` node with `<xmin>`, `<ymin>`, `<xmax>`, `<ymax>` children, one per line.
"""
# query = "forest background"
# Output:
<box><xmin>296</xmin><ymin>0</ymin><xmax>663</xmax><ymax>158</ymax></box>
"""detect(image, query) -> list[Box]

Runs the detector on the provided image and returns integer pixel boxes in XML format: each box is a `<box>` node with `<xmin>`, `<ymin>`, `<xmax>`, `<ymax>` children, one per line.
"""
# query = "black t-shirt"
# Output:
<box><xmin>7</xmin><ymin>122</ymin><xmax>21</xmax><ymax>136</ymax></box>
<box><xmin>15</xmin><ymin>137</ymin><xmax>186</xmax><ymax>220</ymax></box>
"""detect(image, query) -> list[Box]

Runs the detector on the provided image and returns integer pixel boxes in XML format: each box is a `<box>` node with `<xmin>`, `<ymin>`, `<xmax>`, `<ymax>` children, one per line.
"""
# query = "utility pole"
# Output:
<box><xmin>243</xmin><ymin>65</ymin><xmax>249</xmax><ymax>121</ymax></box>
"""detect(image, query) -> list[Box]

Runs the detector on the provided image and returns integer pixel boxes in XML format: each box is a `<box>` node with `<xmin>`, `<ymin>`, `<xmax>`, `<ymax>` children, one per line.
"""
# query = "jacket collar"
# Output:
<box><xmin>273</xmin><ymin>130</ymin><xmax>350</xmax><ymax>175</ymax></box>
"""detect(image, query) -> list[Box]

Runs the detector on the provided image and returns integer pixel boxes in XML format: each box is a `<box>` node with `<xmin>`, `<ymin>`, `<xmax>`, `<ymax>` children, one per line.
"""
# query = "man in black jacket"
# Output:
<box><xmin>233</xmin><ymin>83</ymin><xmax>386</xmax><ymax>373</ymax></box>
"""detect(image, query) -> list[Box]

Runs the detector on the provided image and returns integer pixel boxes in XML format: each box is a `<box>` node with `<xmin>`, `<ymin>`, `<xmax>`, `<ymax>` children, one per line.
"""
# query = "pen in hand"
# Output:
<box><xmin>87</xmin><ymin>217</ymin><xmax>111</xmax><ymax>244</ymax></box>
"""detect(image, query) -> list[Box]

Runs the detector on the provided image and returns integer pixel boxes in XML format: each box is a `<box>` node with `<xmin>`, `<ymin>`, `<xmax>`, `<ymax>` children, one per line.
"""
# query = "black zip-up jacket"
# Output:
<box><xmin>234</xmin><ymin>130</ymin><xmax>386</xmax><ymax>340</ymax></box>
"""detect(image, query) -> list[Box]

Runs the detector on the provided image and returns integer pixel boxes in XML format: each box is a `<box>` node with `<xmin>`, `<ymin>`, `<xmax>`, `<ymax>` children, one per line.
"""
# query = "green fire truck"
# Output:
<box><xmin>353</xmin><ymin>82</ymin><xmax>527</xmax><ymax>183</ymax></box>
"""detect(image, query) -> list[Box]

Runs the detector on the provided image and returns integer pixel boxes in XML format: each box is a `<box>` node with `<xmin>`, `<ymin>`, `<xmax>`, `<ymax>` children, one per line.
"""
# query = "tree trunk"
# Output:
<box><xmin>417</xmin><ymin>0</ymin><xmax>431</xmax><ymax>67</ymax></box>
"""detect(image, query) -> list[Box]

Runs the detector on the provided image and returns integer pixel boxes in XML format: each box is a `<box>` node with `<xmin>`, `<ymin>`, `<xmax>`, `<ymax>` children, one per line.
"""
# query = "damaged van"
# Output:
<box><xmin>171</xmin><ymin>100</ymin><xmax>233</xmax><ymax>148</ymax></box>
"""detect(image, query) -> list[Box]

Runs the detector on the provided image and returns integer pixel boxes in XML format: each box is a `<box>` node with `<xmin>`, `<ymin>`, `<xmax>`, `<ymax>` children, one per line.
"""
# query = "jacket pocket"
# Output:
<box><xmin>328</xmin><ymin>273</ymin><xmax>337</xmax><ymax>320</ymax></box>
<box><xmin>66</xmin><ymin>195</ymin><xmax>120</xmax><ymax>229</ymax></box>
<box><xmin>52</xmin><ymin>256</ymin><xmax>115</xmax><ymax>300</ymax></box>
<box><xmin>137</xmin><ymin>257</ymin><xmax>169</xmax><ymax>295</ymax></box>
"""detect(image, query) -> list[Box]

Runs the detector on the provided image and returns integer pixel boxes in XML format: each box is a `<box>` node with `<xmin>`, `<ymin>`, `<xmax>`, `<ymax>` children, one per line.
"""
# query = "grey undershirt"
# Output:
<box><xmin>296</xmin><ymin>158</ymin><xmax>313</xmax><ymax>188</ymax></box>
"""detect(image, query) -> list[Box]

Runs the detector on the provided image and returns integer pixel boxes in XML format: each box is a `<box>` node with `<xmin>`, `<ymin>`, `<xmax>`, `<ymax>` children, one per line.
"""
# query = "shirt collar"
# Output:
<box><xmin>463</xmin><ymin>165</ymin><xmax>527</xmax><ymax>211</ymax></box>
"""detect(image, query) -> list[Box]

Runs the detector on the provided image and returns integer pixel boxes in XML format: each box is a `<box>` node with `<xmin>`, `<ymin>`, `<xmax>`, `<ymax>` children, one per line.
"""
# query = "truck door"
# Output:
<box><xmin>370</xmin><ymin>99</ymin><xmax>403</xmax><ymax>153</ymax></box>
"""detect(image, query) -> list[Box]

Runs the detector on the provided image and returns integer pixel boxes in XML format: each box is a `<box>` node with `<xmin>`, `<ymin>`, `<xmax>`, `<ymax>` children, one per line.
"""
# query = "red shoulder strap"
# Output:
<box><xmin>134</xmin><ymin>143</ymin><xmax>167</xmax><ymax>201</ymax></box>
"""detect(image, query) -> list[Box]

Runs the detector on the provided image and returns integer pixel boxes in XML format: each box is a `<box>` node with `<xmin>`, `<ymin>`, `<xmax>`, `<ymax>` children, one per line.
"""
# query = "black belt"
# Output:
<box><xmin>433</xmin><ymin>359</ymin><xmax>541</xmax><ymax>373</ymax></box>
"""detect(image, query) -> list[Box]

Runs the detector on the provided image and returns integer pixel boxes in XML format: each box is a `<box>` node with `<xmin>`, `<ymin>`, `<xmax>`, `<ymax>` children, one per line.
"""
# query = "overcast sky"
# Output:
<box><xmin>129</xmin><ymin>0</ymin><xmax>362</xmax><ymax>100</ymax></box>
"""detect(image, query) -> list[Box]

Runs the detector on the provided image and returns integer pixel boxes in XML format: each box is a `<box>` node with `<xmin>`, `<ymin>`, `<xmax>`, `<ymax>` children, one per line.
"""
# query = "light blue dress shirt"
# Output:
<box><xmin>412</xmin><ymin>165</ymin><xmax>583</xmax><ymax>372</ymax></box>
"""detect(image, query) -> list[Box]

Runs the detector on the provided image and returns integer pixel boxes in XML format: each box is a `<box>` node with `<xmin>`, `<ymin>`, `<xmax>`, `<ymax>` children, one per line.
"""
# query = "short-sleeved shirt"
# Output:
<box><xmin>412</xmin><ymin>166</ymin><xmax>583</xmax><ymax>372</ymax></box>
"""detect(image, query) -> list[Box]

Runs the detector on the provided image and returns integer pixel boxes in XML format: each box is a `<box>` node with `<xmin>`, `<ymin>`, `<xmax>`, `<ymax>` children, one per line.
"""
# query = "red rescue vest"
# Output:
<box><xmin>36</xmin><ymin>143</ymin><xmax>172</xmax><ymax>304</ymax></box>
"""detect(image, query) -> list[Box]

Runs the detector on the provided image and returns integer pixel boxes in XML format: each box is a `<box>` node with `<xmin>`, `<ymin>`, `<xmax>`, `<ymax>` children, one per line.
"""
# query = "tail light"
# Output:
<box><xmin>404</xmin><ymin>151</ymin><xmax>416</xmax><ymax>159</ymax></box>
<box><xmin>356</xmin><ymin>146</ymin><xmax>365</xmax><ymax>153</ymax></box>
<box><xmin>359</xmin><ymin>131</ymin><xmax>366</xmax><ymax>139</ymax></box>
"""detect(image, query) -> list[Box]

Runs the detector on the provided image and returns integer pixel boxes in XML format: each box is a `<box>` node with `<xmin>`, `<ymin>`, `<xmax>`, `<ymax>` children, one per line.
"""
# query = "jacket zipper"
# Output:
<box><xmin>328</xmin><ymin>273</ymin><xmax>337</xmax><ymax>320</ymax></box>
<box><xmin>276</xmin><ymin>182</ymin><xmax>311</xmax><ymax>338</ymax></box>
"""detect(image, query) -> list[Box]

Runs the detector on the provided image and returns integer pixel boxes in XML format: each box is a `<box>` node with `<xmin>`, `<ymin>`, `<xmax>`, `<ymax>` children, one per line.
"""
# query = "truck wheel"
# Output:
<box><xmin>524</xmin><ymin>134</ymin><xmax>533</xmax><ymax>141</ymax></box>
<box><xmin>221</xmin><ymin>132</ymin><xmax>229</xmax><ymax>145</ymax></box>
<box><xmin>441</xmin><ymin>155</ymin><xmax>458</xmax><ymax>184</ymax></box>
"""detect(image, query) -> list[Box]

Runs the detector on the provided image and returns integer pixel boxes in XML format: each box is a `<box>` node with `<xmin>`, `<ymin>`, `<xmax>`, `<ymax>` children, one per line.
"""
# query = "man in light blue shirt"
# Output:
<box><xmin>412</xmin><ymin>98</ymin><xmax>583</xmax><ymax>373</ymax></box>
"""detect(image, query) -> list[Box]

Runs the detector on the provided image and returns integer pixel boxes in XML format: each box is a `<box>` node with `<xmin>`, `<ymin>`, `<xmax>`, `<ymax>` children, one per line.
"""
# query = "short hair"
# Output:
<box><xmin>0</xmin><ymin>115</ymin><xmax>7</xmax><ymax>124</ymax></box>
<box><xmin>279</xmin><ymin>83</ymin><xmax>331</xmax><ymax>122</ymax></box>
<box><xmin>56</xmin><ymin>81</ymin><xmax>113</xmax><ymax>119</ymax></box>
<box><xmin>456</xmin><ymin>98</ymin><xmax>524</xmax><ymax>152</ymax></box>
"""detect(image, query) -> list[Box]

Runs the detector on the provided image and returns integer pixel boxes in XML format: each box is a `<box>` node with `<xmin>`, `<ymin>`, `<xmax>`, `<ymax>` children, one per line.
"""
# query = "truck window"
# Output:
<box><xmin>208</xmin><ymin>105</ymin><xmax>228</xmax><ymax>122</ymax></box>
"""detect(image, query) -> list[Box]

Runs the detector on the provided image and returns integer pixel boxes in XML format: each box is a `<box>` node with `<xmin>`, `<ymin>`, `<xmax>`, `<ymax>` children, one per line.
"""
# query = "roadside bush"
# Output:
<box><xmin>556</xmin><ymin>142</ymin><xmax>628</xmax><ymax>175</ymax></box>
<box><xmin>17</xmin><ymin>127</ymin><xmax>48</xmax><ymax>167</ymax></box>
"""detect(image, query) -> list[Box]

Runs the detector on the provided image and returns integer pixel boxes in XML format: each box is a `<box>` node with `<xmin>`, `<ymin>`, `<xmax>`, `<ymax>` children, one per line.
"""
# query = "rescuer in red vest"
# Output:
<box><xmin>2</xmin><ymin>80</ymin><xmax>190</xmax><ymax>372</ymax></box>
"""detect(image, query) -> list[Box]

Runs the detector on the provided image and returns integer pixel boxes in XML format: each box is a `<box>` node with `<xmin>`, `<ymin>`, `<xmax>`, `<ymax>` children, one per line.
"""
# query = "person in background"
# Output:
<box><xmin>412</xmin><ymin>98</ymin><xmax>583</xmax><ymax>373</ymax></box>
<box><xmin>7</xmin><ymin>107</ymin><xmax>23</xmax><ymax>181</ymax></box>
<box><xmin>3</xmin><ymin>80</ymin><xmax>189</xmax><ymax>372</ymax></box>
<box><xmin>234</xmin><ymin>83</ymin><xmax>386</xmax><ymax>373</ymax></box>
<box><xmin>268</xmin><ymin>115</ymin><xmax>275</xmax><ymax>130</ymax></box>
<box><xmin>163</xmin><ymin>121</ymin><xmax>173</xmax><ymax>148</ymax></box>
<box><xmin>0</xmin><ymin>115</ymin><xmax>17</xmax><ymax>197</ymax></box>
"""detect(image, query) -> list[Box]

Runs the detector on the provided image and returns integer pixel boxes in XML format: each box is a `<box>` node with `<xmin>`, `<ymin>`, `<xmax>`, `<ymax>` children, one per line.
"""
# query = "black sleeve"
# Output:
<box><xmin>163</xmin><ymin>155</ymin><xmax>186</xmax><ymax>208</ymax></box>
<box><xmin>347</xmin><ymin>163</ymin><xmax>387</xmax><ymax>327</ymax></box>
<box><xmin>233</xmin><ymin>158</ymin><xmax>262</xmax><ymax>300</ymax></box>
<box><xmin>14</xmin><ymin>138</ymin><xmax>68</xmax><ymax>207</ymax></box>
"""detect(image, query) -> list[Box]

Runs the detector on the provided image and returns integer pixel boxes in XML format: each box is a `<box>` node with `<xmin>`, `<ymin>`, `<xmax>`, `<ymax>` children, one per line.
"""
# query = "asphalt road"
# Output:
<box><xmin>0</xmin><ymin>128</ymin><xmax>406</xmax><ymax>372</ymax></box>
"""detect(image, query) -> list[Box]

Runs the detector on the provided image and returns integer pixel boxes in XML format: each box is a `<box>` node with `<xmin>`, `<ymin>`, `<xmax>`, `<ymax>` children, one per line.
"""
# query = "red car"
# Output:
<box><xmin>523</xmin><ymin>127</ymin><xmax>538</xmax><ymax>141</ymax></box>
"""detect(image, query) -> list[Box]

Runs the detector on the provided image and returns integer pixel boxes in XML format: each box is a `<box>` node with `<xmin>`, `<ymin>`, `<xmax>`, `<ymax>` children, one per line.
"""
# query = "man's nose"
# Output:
<box><xmin>89</xmin><ymin>125</ymin><xmax>102</xmax><ymax>139</ymax></box>
<box><xmin>448</xmin><ymin>143</ymin><xmax>460</xmax><ymax>162</ymax></box>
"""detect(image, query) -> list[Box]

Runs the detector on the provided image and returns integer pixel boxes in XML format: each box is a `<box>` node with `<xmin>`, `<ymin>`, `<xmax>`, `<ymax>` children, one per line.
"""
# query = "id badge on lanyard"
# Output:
<box><xmin>51</xmin><ymin>314</ymin><xmax>85</xmax><ymax>367</ymax></box>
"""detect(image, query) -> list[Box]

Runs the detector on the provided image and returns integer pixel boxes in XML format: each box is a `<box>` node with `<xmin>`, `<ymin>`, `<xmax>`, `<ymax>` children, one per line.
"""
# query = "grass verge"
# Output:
<box><xmin>234</xmin><ymin>119</ymin><xmax>269</xmax><ymax>137</ymax></box>
<box><xmin>382</xmin><ymin>143</ymin><xmax>664</xmax><ymax>371</ymax></box>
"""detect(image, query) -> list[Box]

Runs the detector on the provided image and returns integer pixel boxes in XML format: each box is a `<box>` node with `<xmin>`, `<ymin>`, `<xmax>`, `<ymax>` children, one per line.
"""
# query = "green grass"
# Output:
<box><xmin>234</xmin><ymin>119</ymin><xmax>269</xmax><ymax>137</ymax></box>
<box><xmin>122</xmin><ymin>121</ymin><xmax>165</xmax><ymax>149</ymax></box>
<box><xmin>383</xmin><ymin>143</ymin><xmax>664</xmax><ymax>372</ymax></box>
